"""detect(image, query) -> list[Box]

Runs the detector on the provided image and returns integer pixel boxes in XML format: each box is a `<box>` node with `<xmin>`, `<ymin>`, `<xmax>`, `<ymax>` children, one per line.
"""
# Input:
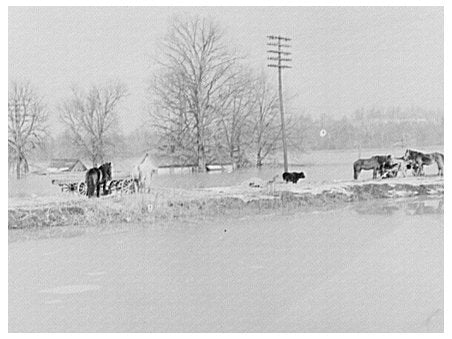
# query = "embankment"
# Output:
<box><xmin>8</xmin><ymin>176</ymin><xmax>444</xmax><ymax>229</ymax></box>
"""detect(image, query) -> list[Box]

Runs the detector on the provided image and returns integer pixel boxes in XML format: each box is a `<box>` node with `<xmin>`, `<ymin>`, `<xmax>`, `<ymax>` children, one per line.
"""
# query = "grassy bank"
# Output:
<box><xmin>8</xmin><ymin>176</ymin><xmax>444</xmax><ymax>230</ymax></box>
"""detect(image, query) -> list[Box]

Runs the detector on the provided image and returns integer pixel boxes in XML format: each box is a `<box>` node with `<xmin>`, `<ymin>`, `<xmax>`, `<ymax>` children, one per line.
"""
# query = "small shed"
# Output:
<box><xmin>152</xmin><ymin>154</ymin><xmax>197</xmax><ymax>175</ymax></box>
<box><xmin>47</xmin><ymin>159</ymin><xmax>87</xmax><ymax>173</ymax></box>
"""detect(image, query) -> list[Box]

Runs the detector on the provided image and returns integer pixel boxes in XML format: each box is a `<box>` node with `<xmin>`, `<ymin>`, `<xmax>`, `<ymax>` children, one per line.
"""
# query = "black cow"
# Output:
<box><xmin>282</xmin><ymin>171</ymin><xmax>305</xmax><ymax>184</ymax></box>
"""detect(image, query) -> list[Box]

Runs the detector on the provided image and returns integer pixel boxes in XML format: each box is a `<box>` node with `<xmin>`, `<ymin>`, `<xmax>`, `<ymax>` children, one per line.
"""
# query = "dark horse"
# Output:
<box><xmin>85</xmin><ymin>162</ymin><xmax>112</xmax><ymax>198</ymax></box>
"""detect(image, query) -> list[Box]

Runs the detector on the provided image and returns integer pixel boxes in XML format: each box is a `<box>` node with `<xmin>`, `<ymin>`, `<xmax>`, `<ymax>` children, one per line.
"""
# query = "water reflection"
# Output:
<box><xmin>354</xmin><ymin>198</ymin><xmax>444</xmax><ymax>216</ymax></box>
<box><xmin>406</xmin><ymin>199</ymin><xmax>444</xmax><ymax>215</ymax></box>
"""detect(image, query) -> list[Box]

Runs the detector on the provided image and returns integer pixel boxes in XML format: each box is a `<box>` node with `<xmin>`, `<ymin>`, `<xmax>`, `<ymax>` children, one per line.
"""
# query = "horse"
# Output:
<box><xmin>353</xmin><ymin>155</ymin><xmax>393</xmax><ymax>180</ymax></box>
<box><xmin>133</xmin><ymin>153</ymin><xmax>158</xmax><ymax>193</ymax></box>
<box><xmin>381</xmin><ymin>157</ymin><xmax>414</xmax><ymax>178</ymax></box>
<box><xmin>381</xmin><ymin>162</ymin><xmax>401</xmax><ymax>179</ymax></box>
<box><xmin>395</xmin><ymin>157</ymin><xmax>417</xmax><ymax>177</ymax></box>
<box><xmin>403</xmin><ymin>149</ymin><xmax>444</xmax><ymax>176</ymax></box>
<box><xmin>85</xmin><ymin>162</ymin><xmax>112</xmax><ymax>198</ymax></box>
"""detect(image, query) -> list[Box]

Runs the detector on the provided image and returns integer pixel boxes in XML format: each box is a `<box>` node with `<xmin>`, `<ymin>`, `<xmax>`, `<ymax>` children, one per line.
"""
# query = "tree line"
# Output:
<box><xmin>8</xmin><ymin>17</ymin><xmax>444</xmax><ymax>179</ymax></box>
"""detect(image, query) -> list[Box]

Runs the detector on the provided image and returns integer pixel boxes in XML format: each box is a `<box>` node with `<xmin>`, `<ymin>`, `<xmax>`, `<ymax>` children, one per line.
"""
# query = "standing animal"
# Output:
<box><xmin>381</xmin><ymin>162</ymin><xmax>401</xmax><ymax>179</ymax></box>
<box><xmin>85</xmin><ymin>162</ymin><xmax>112</xmax><ymax>198</ymax></box>
<box><xmin>403</xmin><ymin>149</ymin><xmax>444</xmax><ymax>176</ymax></box>
<box><xmin>353</xmin><ymin>155</ymin><xmax>393</xmax><ymax>180</ymax></box>
<box><xmin>382</xmin><ymin>157</ymin><xmax>413</xmax><ymax>178</ymax></box>
<box><xmin>133</xmin><ymin>152</ymin><xmax>158</xmax><ymax>193</ymax></box>
<box><xmin>398</xmin><ymin>157</ymin><xmax>416</xmax><ymax>177</ymax></box>
<box><xmin>282</xmin><ymin>171</ymin><xmax>305</xmax><ymax>183</ymax></box>
<box><xmin>266</xmin><ymin>174</ymin><xmax>279</xmax><ymax>194</ymax></box>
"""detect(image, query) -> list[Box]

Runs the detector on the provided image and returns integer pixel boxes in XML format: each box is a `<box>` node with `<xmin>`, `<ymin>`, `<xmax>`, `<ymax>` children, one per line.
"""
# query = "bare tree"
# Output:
<box><xmin>8</xmin><ymin>82</ymin><xmax>48</xmax><ymax>179</ymax></box>
<box><xmin>150</xmin><ymin>17</ymin><xmax>238</xmax><ymax>171</ymax></box>
<box><xmin>214</xmin><ymin>71</ymin><xmax>255</xmax><ymax>168</ymax></box>
<box><xmin>61</xmin><ymin>82</ymin><xmax>128</xmax><ymax>166</ymax></box>
<box><xmin>150</xmin><ymin>70</ymin><xmax>199</xmax><ymax>164</ymax></box>
<box><xmin>251</xmin><ymin>76</ymin><xmax>282</xmax><ymax>167</ymax></box>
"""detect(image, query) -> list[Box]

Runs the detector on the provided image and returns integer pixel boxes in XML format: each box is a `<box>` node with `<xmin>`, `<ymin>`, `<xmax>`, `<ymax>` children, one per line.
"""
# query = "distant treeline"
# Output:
<box><xmin>292</xmin><ymin>107</ymin><xmax>443</xmax><ymax>151</ymax></box>
<box><xmin>37</xmin><ymin>106</ymin><xmax>443</xmax><ymax>167</ymax></box>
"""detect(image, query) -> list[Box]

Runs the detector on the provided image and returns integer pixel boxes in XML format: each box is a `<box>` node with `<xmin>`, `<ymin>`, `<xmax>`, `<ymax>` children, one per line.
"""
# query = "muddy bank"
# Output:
<box><xmin>8</xmin><ymin>177</ymin><xmax>443</xmax><ymax>229</ymax></box>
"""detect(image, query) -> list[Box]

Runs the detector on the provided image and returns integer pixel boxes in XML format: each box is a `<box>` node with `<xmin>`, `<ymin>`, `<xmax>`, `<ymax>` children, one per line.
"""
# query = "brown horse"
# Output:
<box><xmin>403</xmin><ymin>149</ymin><xmax>444</xmax><ymax>176</ymax></box>
<box><xmin>353</xmin><ymin>155</ymin><xmax>393</xmax><ymax>180</ymax></box>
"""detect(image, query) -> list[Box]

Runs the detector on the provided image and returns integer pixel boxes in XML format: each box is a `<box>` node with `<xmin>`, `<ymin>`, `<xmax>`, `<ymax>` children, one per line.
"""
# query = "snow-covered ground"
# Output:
<box><xmin>7</xmin><ymin>174</ymin><xmax>444</xmax><ymax>230</ymax></box>
<box><xmin>8</xmin><ymin>171</ymin><xmax>444</xmax><ymax>209</ymax></box>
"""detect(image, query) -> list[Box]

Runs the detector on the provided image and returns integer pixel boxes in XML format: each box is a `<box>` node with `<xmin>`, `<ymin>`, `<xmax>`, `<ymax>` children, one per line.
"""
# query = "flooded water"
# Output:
<box><xmin>9</xmin><ymin>197</ymin><xmax>443</xmax><ymax>332</ymax></box>
<box><xmin>137</xmin><ymin>145</ymin><xmax>445</xmax><ymax>189</ymax></box>
<box><xmin>9</xmin><ymin>145</ymin><xmax>444</xmax><ymax>198</ymax></box>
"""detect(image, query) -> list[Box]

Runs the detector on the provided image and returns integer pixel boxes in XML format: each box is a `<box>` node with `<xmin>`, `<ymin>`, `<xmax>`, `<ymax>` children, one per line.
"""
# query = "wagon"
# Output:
<box><xmin>51</xmin><ymin>173</ymin><xmax>138</xmax><ymax>196</ymax></box>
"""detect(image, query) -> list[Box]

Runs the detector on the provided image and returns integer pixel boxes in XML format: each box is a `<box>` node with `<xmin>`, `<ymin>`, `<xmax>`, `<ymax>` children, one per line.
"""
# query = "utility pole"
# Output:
<box><xmin>267</xmin><ymin>35</ymin><xmax>291</xmax><ymax>173</ymax></box>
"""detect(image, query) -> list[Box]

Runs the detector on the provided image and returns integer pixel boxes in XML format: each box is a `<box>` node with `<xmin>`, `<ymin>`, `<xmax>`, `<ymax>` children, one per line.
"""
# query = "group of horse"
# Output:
<box><xmin>353</xmin><ymin>149</ymin><xmax>444</xmax><ymax>180</ymax></box>
<box><xmin>85</xmin><ymin>153</ymin><xmax>157</xmax><ymax>198</ymax></box>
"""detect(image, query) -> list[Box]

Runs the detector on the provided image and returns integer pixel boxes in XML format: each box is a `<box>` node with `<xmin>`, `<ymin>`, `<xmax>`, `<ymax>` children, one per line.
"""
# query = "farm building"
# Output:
<box><xmin>141</xmin><ymin>153</ymin><xmax>233</xmax><ymax>175</ymax></box>
<box><xmin>157</xmin><ymin>163</ymin><xmax>233</xmax><ymax>175</ymax></box>
<box><xmin>150</xmin><ymin>154</ymin><xmax>197</xmax><ymax>175</ymax></box>
<box><xmin>47</xmin><ymin>159</ymin><xmax>87</xmax><ymax>173</ymax></box>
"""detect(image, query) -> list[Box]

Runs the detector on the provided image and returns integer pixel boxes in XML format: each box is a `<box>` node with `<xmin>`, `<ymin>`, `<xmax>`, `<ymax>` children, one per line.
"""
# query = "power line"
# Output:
<box><xmin>266</xmin><ymin>35</ymin><xmax>292</xmax><ymax>173</ymax></box>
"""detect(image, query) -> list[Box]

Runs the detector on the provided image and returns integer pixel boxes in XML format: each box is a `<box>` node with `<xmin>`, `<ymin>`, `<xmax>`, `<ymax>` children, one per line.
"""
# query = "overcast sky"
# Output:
<box><xmin>9</xmin><ymin>6</ymin><xmax>443</xmax><ymax>135</ymax></box>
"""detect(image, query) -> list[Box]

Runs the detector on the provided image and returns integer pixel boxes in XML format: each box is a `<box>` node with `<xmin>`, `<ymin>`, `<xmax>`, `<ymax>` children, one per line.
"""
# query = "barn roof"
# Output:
<box><xmin>48</xmin><ymin>159</ymin><xmax>87</xmax><ymax>171</ymax></box>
